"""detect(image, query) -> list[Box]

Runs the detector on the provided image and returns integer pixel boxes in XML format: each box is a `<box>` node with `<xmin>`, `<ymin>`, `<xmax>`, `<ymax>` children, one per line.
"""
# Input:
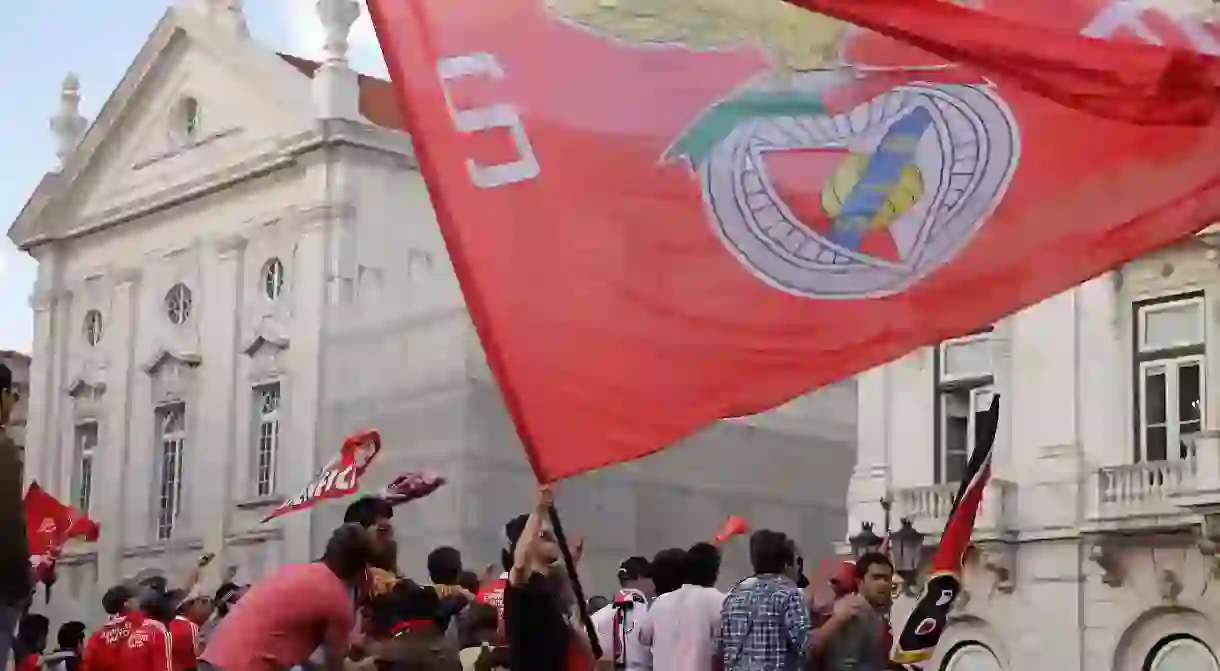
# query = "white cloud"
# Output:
<box><xmin>284</xmin><ymin>0</ymin><xmax>386</xmax><ymax>75</ymax></box>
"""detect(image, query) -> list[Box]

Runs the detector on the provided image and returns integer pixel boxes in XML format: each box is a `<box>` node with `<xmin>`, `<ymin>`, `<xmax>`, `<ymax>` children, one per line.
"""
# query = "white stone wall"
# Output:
<box><xmin>856</xmin><ymin>236</ymin><xmax>1220</xmax><ymax>670</ymax></box>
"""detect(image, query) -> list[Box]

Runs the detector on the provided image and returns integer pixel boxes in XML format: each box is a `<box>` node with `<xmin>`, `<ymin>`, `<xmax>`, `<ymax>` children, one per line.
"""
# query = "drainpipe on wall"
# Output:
<box><xmin>1073</xmin><ymin>287</ymin><xmax>1087</xmax><ymax>671</ymax></box>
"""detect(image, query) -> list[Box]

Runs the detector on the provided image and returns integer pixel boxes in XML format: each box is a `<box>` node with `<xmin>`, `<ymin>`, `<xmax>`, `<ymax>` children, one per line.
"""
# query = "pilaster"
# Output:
<box><xmin>281</xmin><ymin>207</ymin><xmax>330</xmax><ymax>563</ymax></box>
<box><xmin>194</xmin><ymin>234</ymin><xmax>247</xmax><ymax>578</ymax></box>
<box><xmin>96</xmin><ymin>267</ymin><xmax>142</xmax><ymax>589</ymax></box>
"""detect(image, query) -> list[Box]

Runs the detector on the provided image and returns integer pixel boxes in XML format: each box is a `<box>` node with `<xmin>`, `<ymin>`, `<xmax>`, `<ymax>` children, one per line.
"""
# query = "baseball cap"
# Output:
<box><xmin>617</xmin><ymin>556</ymin><xmax>652</xmax><ymax>582</ymax></box>
<box><xmin>830</xmin><ymin>561</ymin><xmax>859</xmax><ymax>590</ymax></box>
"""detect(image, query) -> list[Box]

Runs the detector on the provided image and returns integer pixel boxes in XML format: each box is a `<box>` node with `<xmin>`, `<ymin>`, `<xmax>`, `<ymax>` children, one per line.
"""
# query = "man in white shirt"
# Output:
<box><xmin>638</xmin><ymin>543</ymin><xmax>727</xmax><ymax>671</ymax></box>
<box><xmin>592</xmin><ymin>556</ymin><xmax>655</xmax><ymax>669</ymax></box>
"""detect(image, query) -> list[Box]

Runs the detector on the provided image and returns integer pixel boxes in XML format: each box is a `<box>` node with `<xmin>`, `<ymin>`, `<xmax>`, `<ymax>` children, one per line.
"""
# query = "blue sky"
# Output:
<box><xmin>0</xmin><ymin>0</ymin><xmax>389</xmax><ymax>353</ymax></box>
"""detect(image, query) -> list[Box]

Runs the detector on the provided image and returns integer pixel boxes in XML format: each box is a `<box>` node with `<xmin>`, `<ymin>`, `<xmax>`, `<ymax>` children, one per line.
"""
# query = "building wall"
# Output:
<box><xmin>314</xmin><ymin>140</ymin><xmax>858</xmax><ymax>595</ymax></box>
<box><xmin>856</xmin><ymin>237</ymin><xmax>1220</xmax><ymax>671</ymax></box>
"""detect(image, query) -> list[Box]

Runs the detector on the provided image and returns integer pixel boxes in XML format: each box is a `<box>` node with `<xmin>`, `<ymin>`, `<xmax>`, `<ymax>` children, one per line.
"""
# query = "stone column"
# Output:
<box><xmin>193</xmin><ymin>235</ymin><xmax>247</xmax><ymax>574</ymax></box>
<box><xmin>24</xmin><ymin>288</ymin><xmax>58</xmax><ymax>489</ymax></box>
<box><xmin>96</xmin><ymin>268</ymin><xmax>142</xmax><ymax>589</ymax></box>
<box><xmin>51</xmin><ymin>289</ymin><xmax>75</xmax><ymax>500</ymax></box>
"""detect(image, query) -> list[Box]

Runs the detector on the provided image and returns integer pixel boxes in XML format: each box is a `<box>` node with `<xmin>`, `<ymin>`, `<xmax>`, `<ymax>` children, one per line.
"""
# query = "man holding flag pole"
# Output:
<box><xmin>364</xmin><ymin>0</ymin><xmax>1220</xmax><ymax>665</ymax></box>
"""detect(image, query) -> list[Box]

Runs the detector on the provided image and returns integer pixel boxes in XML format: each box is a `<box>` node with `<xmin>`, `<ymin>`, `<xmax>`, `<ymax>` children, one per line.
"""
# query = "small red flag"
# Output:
<box><xmin>367</xmin><ymin>0</ymin><xmax>1220</xmax><ymax>482</ymax></box>
<box><xmin>24</xmin><ymin>482</ymin><xmax>100</xmax><ymax>584</ymax></box>
<box><xmin>262</xmin><ymin>430</ymin><xmax>381</xmax><ymax>522</ymax></box>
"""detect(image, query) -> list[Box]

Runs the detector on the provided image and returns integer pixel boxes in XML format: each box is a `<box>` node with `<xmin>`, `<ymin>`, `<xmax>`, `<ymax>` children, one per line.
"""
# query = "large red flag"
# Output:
<box><xmin>367</xmin><ymin>0</ymin><xmax>1220</xmax><ymax>482</ymax></box>
<box><xmin>24</xmin><ymin>482</ymin><xmax>100</xmax><ymax>584</ymax></box>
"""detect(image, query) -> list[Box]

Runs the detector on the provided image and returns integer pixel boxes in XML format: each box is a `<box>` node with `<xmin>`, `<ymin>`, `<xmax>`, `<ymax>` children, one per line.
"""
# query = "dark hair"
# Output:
<box><xmin>0</xmin><ymin>362</ymin><xmax>11</xmax><ymax>394</ymax></box>
<box><xmin>343</xmin><ymin>496</ymin><xmax>394</xmax><ymax>528</ymax></box>
<box><xmin>368</xmin><ymin>580</ymin><xmax>441</xmax><ymax>637</ymax></box>
<box><xmin>138</xmin><ymin>575</ymin><xmax>169</xmax><ymax>593</ymax></box>
<box><xmin>138</xmin><ymin>586</ymin><xmax>176</xmax><ymax>623</ymax></box>
<box><xmin>213</xmin><ymin>582</ymin><xmax>241</xmax><ymax>616</ymax></box>
<box><xmin>457</xmin><ymin>570</ymin><xmax>481</xmax><ymax>594</ymax></box>
<box><xmin>749</xmin><ymin>530</ymin><xmax>796</xmax><ymax>576</ymax></box>
<box><xmin>686</xmin><ymin>542</ymin><xmax>722</xmax><ymax>588</ymax></box>
<box><xmin>102</xmin><ymin>585</ymin><xmax>134</xmax><ymax>615</ymax></box>
<box><xmin>56</xmin><ymin>622</ymin><xmax>87</xmax><ymax>651</ymax></box>
<box><xmin>650</xmin><ymin>548</ymin><xmax>689</xmax><ymax>596</ymax></box>
<box><xmin>501</xmin><ymin>513</ymin><xmax>530</xmax><ymax>570</ymax></box>
<box><xmin>617</xmin><ymin>556</ymin><xmax>652</xmax><ymax>586</ymax></box>
<box><xmin>322</xmin><ymin>523</ymin><xmax>373</xmax><ymax>581</ymax></box>
<box><xmin>427</xmin><ymin>546</ymin><xmax>463</xmax><ymax>585</ymax></box>
<box><xmin>16</xmin><ymin>614</ymin><xmax>49</xmax><ymax>653</ymax></box>
<box><xmin>854</xmin><ymin>552</ymin><xmax>894</xmax><ymax>579</ymax></box>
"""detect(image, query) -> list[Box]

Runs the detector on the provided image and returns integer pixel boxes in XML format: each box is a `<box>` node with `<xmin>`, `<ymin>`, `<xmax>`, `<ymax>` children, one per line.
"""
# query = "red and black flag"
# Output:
<box><xmin>891</xmin><ymin>395</ymin><xmax>1000</xmax><ymax>666</ymax></box>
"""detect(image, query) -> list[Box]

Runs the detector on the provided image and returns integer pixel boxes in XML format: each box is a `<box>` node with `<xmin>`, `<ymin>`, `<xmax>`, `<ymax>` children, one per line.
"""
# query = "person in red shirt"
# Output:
<box><xmin>13</xmin><ymin>614</ymin><xmax>49</xmax><ymax>671</ymax></box>
<box><xmin>120</xmin><ymin>587</ymin><xmax>176</xmax><ymax>671</ymax></box>
<box><xmin>82</xmin><ymin>585</ymin><xmax>145</xmax><ymax>671</ymax></box>
<box><xmin>167</xmin><ymin>590</ymin><xmax>212</xmax><ymax>671</ymax></box>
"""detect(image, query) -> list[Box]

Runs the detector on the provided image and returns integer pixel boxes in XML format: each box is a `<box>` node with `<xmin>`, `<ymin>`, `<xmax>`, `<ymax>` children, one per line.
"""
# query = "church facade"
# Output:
<box><xmin>6</xmin><ymin>1</ymin><xmax>855</xmax><ymax>626</ymax></box>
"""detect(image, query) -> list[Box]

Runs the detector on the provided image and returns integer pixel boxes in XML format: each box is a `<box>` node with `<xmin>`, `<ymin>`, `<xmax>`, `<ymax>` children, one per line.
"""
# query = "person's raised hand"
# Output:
<box><xmin>536</xmin><ymin>485</ymin><xmax>555</xmax><ymax>512</ymax></box>
<box><xmin>832</xmin><ymin>593</ymin><xmax>866</xmax><ymax>620</ymax></box>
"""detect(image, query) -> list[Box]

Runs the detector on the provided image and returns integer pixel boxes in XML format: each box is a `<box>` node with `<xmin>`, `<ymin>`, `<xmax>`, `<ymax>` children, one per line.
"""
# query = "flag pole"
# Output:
<box><xmin>546</xmin><ymin>503</ymin><xmax>603</xmax><ymax>660</ymax></box>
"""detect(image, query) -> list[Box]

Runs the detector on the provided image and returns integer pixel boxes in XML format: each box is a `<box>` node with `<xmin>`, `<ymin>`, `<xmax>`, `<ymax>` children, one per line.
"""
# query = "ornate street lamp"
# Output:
<box><xmin>849</xmin><ymin>522</ymin><xmax>884</xmax><ymax>559</ymax></box>
<box><xmin>890</xmin><ymin>517</ymin><xmax>926</xmax><ymax>595</ymax></box>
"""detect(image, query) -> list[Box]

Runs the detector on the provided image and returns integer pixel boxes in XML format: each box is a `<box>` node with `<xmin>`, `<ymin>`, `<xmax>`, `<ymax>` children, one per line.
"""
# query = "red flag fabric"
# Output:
<box><xmin>24</xmin><ymin>482</ymin><xmax>100</xmax><ymax>584</ymax></box>
<box><xmin>892</xmin><ymin>396</ymin><xmax>999</xmax><ymax>664</ymax></box>
<box><xmin>713</xmin><ymin>516</ymin><xmax>748</xmax><ymax>544</ymax></box>
<box><xmin>378</xmin><ymin>471</ymin><xmax>446</xmax><ymax>506</ymax></box>
<box><xmin>367</xmin><ymin>0</ymin><xmax>1220</xmax><ymax>482</ymax></box>
<box><xmin>262</xmin><ymin>430</ymin><xmax>381</xmax><ymax>522</ymax></box>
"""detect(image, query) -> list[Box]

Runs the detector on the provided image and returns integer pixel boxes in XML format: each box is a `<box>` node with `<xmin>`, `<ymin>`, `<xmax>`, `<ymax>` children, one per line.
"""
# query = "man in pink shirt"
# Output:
<box><xmin>199</xmin><ymin>524</ymin><xmax>372</xmax><ymax>671</ymax></box>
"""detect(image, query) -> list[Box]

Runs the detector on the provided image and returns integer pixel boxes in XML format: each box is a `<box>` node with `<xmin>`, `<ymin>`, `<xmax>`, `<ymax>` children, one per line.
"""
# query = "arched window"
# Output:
<box><xmin>83</xmin><ymin>309</ymin><xmax>103</xmax><ymax>346</ymax></box>
<box><xmin>170</xmin><ymin>97</ymin><xmax>202</xmax><ymax>146</ymax></box>
<box><xmin>262</xmin><ymin>258</ymin><xmax>285</xmax><ymax>301</ymax></box>
<box><xmin>1145</xmin><ymin>635</ymin><xmax>1219</xmax><ymax>671</ymax></box>
<box><xmin>165</xmin><ymin>284</ymin><xmax>193</xmax><ymax>326</ymax></box>
<box><xmin>942</xmin><ymin>642</ymin><xmax>1002</xmax><ymax>671</ymax></box>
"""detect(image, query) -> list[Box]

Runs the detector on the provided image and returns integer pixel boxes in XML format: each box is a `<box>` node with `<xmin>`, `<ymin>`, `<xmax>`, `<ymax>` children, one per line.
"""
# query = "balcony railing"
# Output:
<box><xmin>893</xmin><ymin>479</ymin><xmax>1016</xmax><ymax>538</ymax></box>
<box><xmin>1089</xmin><ymin>454</ymin><xmax>1197</xmax><ymax>522</ymax></box>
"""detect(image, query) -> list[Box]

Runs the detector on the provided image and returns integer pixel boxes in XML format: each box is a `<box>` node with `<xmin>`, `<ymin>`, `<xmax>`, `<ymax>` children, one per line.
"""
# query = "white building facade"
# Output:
<box><xmin>852</xmin><ymin>235</ymin><xmax>1220</xmax><ymax>671</ymax></box>
<box><xmin>7</xmin><ymin>1</ymin><xmax>856</xmax><ymax>627</ymax></box>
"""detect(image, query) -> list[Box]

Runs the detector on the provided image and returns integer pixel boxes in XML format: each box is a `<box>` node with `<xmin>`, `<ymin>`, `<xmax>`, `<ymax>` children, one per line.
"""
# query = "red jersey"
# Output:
<box><xmin>14</xmin><ymin>654</ymin><xmax>39</xmax><ymax>671</ymax></box>
<box><xmin>168</xmin><ymin>617</ymin><xmax>200</xmax><ymax>671</ymax></box>
<box><xmin>82</xmin><ymin>612</ymin><xmax>146</xmax><ymax>671</ymax></box>
<box><xmin>475</xmin><ymin>574</ymin><xmax>508</xmax><ymax>619</ymax></box>
<box><xmin>119</xmin><ymin>619</ymin><xmax>172</xmax><ymax>671</ymax></box>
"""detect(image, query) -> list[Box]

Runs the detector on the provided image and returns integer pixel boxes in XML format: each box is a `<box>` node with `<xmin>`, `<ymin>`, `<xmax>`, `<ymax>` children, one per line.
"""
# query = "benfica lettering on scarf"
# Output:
<box><xmin>892</xmin><ymin>396</ymin><xmax>1000</xmax><ymax>666</ymax></box>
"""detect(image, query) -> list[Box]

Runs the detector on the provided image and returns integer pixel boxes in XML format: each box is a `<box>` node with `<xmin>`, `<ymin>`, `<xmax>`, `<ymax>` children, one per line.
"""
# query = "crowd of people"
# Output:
<box><xmin>3</xmin><ymin>487</ymin><xmax>896</xmax><ymax>671</ymax></box>
<box><xmin>0</xmin><ymin>364</ymin><xmax>897</xmax><ymax>671</ymax></box>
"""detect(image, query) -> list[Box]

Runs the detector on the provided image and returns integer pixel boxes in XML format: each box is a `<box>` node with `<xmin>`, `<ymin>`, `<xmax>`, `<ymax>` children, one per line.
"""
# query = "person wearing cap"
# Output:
<box><xmin>82</xmin><ymin>585</ymin><xmax>144</xmax><ymax>671</ymax></box>
<box><xmin>590</xmin><ymin>556</ymin><xmax>654</xmax><ymax>669</ymax></box>
<box><xmin>119</xmin><ymin>584</ymin><xmax>178</xmax><ymax>671</ymax></box>
<box><xmin>167</xmin><ymin>589</ymin><xmax>211</xmax><ymax>671</ymax></box>
<box><xmin>502</xmin><ymin>486</ymin><xmax>593</xmax><ymax>671</ymax></box>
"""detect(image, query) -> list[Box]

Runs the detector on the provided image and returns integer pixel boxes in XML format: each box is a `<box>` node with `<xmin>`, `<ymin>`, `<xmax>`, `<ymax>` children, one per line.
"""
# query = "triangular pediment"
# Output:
<box><xmin>9</xmin><ymin>6</ymin><xmax>317</xmax><ymax>246</ymax></box>
<box><xmin>142</xmin><ymin>348</ymin><xmax>201</xmax><ymax>375</ymax></box>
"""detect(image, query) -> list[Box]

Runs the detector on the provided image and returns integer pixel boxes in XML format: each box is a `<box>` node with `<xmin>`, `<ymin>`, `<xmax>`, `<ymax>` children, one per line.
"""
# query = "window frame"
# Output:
<box><xmin>1132</xmin><ymin>292</ymin><xmax>1206</xmax><ymax>463</ymax></box>
<box><xmin>933</xmin><ymin>329</ymin><xmax>994</xmax><ymax>485</ymax></box>
<box><xmin>263</xmin><ymin>258</ymin><xmax>285</xmax><ymax>302</ymax></box>
<box><xmin>74</xmin><ymin>422</ymin><xmax>98</xmax><ymax>515</ymax></box>
<box><xmin>155</xmin><ymin>404</ymin><xmax>187</xmax><ymax>541</ymax></box>
<box><xmin>165</xmin><ymin>284</ymin><xmax>193</xmax><ymax>326</ymax></box>
<box><xmin>254</xmin><ymin>383</ymin><xmax>281</xmax><ymax>498</ymax></box>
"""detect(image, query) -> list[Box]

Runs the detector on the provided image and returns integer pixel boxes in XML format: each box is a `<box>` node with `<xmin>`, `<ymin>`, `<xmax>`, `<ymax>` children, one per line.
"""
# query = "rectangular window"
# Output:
<box><xmin>74</xmin><ymin>423</ymin><xmax>97</xmax><ymax>515</ymax></box>
<box><xmin>254</xmin><ymin>384</ymin><xmax>281</xmax><ymax>498</ymax></box>
<box><xmin>156</xmin><ymin>405</ymin><xmax>187</xmax><ymax>541</ymax></box>
<box><xmin>1134</xmin><ymin>294</ymin><xmax>1205</xmax><ymax>462</ymax></box>
<box><xmin>935</xmin><ymin>331</ymin><xmax>994</xmax><ymax>484</ymax></box>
